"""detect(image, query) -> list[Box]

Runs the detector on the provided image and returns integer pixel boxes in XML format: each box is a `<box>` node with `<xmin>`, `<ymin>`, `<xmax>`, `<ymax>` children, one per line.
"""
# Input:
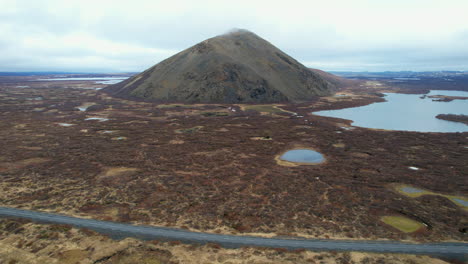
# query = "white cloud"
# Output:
<box><xmin>0</xmin><ymin>0</ymin><xmax>467</xmax><ymax>71</ymax></box>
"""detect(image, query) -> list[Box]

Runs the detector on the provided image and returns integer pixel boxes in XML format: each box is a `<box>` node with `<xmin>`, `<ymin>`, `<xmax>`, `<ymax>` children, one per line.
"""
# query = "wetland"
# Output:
<box><xmin>0</xmin><ymin>74</ymin><xmax>466</xmax><ymax>247</ymax></box>
<box><xmin>313</xmin><ymin>90</ymin><xmax>468</xmax><ymax>132</ymax></box>
<box><xmin>279</xmin><ymin>149</ymin><xmax>325</xmax><ymax>164</ymax></box>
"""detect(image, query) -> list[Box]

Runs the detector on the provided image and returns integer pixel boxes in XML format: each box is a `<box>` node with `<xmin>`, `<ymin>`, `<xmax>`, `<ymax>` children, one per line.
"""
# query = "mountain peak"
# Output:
<box><xmin>104</xmin><ymin>31</ymin><xmax>334</xmax><ymax>103</ymax></box>
<box><xmin>223</xmin><ymin>28</ymin><xmax>254</xmax><ymax>35</ymax></box>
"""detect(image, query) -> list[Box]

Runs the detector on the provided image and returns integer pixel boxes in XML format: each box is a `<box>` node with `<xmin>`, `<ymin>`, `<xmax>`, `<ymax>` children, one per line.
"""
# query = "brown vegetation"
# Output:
<box><xmin>0</xmin><ymin>77</ymin><xmax>466</xmax><ymax>247</ymax></box>
<box><xmin>0</xmin><ymin>219</ymin><xmax>452</xmax><ymax>264</ymax></box>
<box><xmin>436</xmin><ymin>114</ymin><xmax>468</xmax><ymax>125</ymax></box>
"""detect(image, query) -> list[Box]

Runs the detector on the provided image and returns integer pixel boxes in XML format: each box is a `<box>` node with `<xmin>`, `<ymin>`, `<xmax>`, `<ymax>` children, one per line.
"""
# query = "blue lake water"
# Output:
<box><xmin>394</xmin><ymin>77</ymin><xmax>420</xmax><ymax>81</ymax></box>
<box><xmin>453</xmin><ymin>198</ymin><xmax>468</xmax><ymax>207</ymax></box>
<box><xmin>313</xmin><ymin>90</ymin><xmax>468</xmax><ymax>133</ymax></box>
<box><xmin>37</xmin><ymin>77</ymin><xmax>128</xmax><ymax>85</ymax></box>
<box><xmin>95</xmin><ymin>79</ymin><xmax>126</xmax><ymax>84</ymax></box>
<box><xmin>400</xmin><ymin>187</ymin><xmax>424</xmax><ymax>194</ymax></box>
<box><xmin>37</xmin><ymin>77</ymin><xmax>128</xmax><ymax>81</ymax></box>
<box><xmin>427</xmin><ymin>90</ymin><xmax>468</xmax><ymax>97</ymax></box>
<box><xmin>280</xmin><ymin>149</ymin><xmax>325</xmax><ymax>164</ymax></box>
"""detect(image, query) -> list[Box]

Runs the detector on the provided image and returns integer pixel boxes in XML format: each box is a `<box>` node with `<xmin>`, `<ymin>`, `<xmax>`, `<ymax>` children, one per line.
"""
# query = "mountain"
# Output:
<box><xmin>104</xmin><ymin>30</ymin><xmax>334</xmax><ymax>103</ymax></box>
<box><xmin>310</xmin><ymin>68</ymin><xmax>359</xmax><ymax>89</ymax></box>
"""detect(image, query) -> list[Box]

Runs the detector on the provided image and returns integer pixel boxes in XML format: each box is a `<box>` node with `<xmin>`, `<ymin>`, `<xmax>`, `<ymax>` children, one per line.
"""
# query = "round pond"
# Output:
<box><xmin>280</xmin><ymin>149</ymin><xmax>325</xmax><ymax>164</ymax></box>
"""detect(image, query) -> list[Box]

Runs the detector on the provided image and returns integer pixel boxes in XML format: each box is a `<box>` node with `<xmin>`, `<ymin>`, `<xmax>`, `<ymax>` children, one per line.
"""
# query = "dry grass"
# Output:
<box><xmin>169</xmin><ymin>139</ymin><xmax>185</xmax><ymax>144</ymax></box>
<box><xmin>0</xmin><ymin>84</ymin><xmax>466</xmax><ymax>244</ymax></box>
<box><xmin>250</xmin><ymin>136</ymin><xmax>273</xmax><ymax>141</ymax></box>
<box><xmin>101</xmin><ymin>167</ymin><xmax>139</xmax><ymax>178</ymax></box>
<box><xmin>0</xmin><ymin>219</ymin><xmax>452</xmax><ymax>264</ymax></box>
<box><xmin>58</xmin><ymin>249</ymin><xmax>88</xmax><ymax>264</ymax></box>
<box><xmin>238</xmin><ymin>104</ymin><xmax>292</xmax><ymax>114</ymax></box>
<box><xmin>175</xmin><ymin>126</ymin><xmax>203</xmax><ymax>134</ymax></box>
<box><xmin>0</xmin><ymin>158</ymin><xmax>49</xmax><ymax>172</ymax></box>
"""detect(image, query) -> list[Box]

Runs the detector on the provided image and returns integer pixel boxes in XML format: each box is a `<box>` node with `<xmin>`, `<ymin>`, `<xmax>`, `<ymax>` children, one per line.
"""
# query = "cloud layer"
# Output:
<box><xmin>1</xmin><ymin>0</ymin><xmax>467</xmax><ymax>72</ymax></box>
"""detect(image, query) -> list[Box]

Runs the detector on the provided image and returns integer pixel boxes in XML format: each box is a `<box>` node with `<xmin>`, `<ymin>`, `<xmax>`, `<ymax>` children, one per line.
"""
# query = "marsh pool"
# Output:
<box><xmin>313</xmin><ymin>90</ymin><xmax>468</xmax><ymax>133</ymax></box>
<box><xmin>280</xmin><ymin>149</ymin><xmax>325</xmax><ymax>164</ymax></box>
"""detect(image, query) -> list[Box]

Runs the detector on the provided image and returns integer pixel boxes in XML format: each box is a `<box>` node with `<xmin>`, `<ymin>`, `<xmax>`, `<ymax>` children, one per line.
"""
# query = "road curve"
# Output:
<box><xmin>0</xmin><ymin>206</ymin><xmax>466</xmax><ymax>258</ymax></box>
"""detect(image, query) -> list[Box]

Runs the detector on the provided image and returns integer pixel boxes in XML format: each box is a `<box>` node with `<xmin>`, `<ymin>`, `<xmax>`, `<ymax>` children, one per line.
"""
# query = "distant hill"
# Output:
<box><xmin>0</xmin><ymin>72</ymin><xmax>136</xmax><ymax>77</ymax></box>
<box><xmin>104</xmin><ymin>30</ymin><xmax>335</xmax><ymax>103</ymax></box>
<box><xmin>0</xmin><ymin>72</ymin><xmax>77</xmax><ymax>76</ymax></box>
<box><xmin>310</xmin><ymin>68</ymin><xmax>359</xmax><ymax>89</ymax></box>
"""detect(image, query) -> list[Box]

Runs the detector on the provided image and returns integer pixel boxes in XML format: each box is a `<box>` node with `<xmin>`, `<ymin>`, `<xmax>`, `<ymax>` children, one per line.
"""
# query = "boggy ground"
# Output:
<box><xmin>0</xmin><ymin>79</ymin><xmax>466</xmax><ymax>247</ymax></box>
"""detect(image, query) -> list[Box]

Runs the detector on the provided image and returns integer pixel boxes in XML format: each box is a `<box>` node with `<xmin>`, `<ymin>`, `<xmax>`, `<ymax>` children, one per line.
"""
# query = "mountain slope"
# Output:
<box><xmin>104</xmin><ymin>30</ymin><xmax>334</xmax><ymax>103</ymax></box>
<box><xmin>310</xmin><ymin>68</ymin><xmax>359</xmax><ymax>90</ymax></box>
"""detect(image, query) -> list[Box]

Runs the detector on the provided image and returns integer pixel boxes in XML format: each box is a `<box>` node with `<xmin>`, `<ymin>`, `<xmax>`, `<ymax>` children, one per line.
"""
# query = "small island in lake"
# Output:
<box><xmin>428</xmin><ymin>95</ymin><xmax>468</xmax><ymax>102</ymax></box>
<box><xmin>436</xmin><ymin>114</ymin><xmax>468</xmax><ymax>125</ymax></box>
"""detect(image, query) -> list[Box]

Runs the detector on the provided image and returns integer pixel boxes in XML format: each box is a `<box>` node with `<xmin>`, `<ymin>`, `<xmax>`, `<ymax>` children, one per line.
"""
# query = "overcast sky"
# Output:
<box><xmin>1</xmin><ymin>0</ymin><xmax>467</xmax><ymax>72</ymax></box>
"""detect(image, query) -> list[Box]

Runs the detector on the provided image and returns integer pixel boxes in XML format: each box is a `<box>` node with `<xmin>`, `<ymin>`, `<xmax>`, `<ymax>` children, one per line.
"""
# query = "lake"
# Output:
<box><xmin>95</xmin><ymin>79</ymin><xmax>126</xmax><ymax>84</ymax></box>
<box><xmin>36</xmin><ymin>77</ymin><xmax>128</xmax><ymax>85</ymax></box>
<box><xmin>37</xmin><ymin>77</ymin><xmax>128</xmax><ymax>81</ymax></box>
<box><xmin>313</xmin><ymin>90</ymin><xmax>468</xmax><ymax>133</ymax></box>
<box><xmin>280</xmin><ymin>149</ymin><xmax>325</xmax><ymax>164</ymax></box>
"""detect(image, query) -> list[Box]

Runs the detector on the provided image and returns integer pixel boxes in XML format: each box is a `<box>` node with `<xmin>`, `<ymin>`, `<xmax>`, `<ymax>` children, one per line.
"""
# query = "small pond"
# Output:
<box><xmin>85</xmin><ymin>117</ymin><xmax>109</xmax><ymax>122</ymax></box>
<box><xmin>452</xmin><ymin>198</ymin><xmax>468</xmax><ymax>207</ymax></box>
<box><xmin>280</xmin><ymin>149</ymin><xmax>325</xmax><ymax>164</ymax></box>
<box><xmin>400</xmin><ymin>187</ymin><xmax>425</xmax><ymax>194</ymax></box>
<box><xmin>77</xmin><ymin>103</ymin><xmax>95</xmax><ymax>112</ymax></box>
<box><xmin>58</xmin><ymin>123</ymin><xmax>74</xmax><ymax>127</ymax></box>
<box><xmin>112</xmin><ymin>136</ymin><xmax>127</xmax><ymax>141</ymax></box>
<box><xmin>313</xmin><ymin>90</ymin><xmax>468</xmax><ymax>133</ymax></box>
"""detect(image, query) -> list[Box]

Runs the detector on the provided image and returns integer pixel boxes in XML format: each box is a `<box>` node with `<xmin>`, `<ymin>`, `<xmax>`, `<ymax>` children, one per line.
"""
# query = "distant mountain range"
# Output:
<box><xmin>332</xmin><ymin>71</ymin><xmax>468</xmax><ymax>78</ymax></box>
<box><xmin>0</xmin><ymin>72</ymin><xmax>137</xmax><ymax>76</ymax></box>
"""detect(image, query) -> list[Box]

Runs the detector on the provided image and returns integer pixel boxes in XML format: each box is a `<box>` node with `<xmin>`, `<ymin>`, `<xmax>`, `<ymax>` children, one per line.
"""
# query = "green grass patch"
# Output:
<box><xmin>201</xmin><ymin>112</ymin><xmax>229</xmax><ymax>117</ymax></box>
<box><xmin>156</xmin><ymin>104</ymin><xmax>192</xmax><ymax>109</ymax></box>
<box><xmin>242</xmin><ymin>105</ymin><xmax>286</xmax><ymax>114</ymax></box>
<box><xmin>175</xmin><ymin>126</ymin><xmax>203</xmax><ymax>134</ymax></box>
<box><xmin>381</xmin><ymin>216</ymin><xmax>424</xmax><ymax>233</ymax></box>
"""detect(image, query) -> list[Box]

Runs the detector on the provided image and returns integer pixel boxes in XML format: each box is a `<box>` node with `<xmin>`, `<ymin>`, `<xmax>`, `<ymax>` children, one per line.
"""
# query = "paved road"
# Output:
<box><xmin>0</xmin><ymin>206</ymin><xmax>466</xmax><ymax>259</ymax></box>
